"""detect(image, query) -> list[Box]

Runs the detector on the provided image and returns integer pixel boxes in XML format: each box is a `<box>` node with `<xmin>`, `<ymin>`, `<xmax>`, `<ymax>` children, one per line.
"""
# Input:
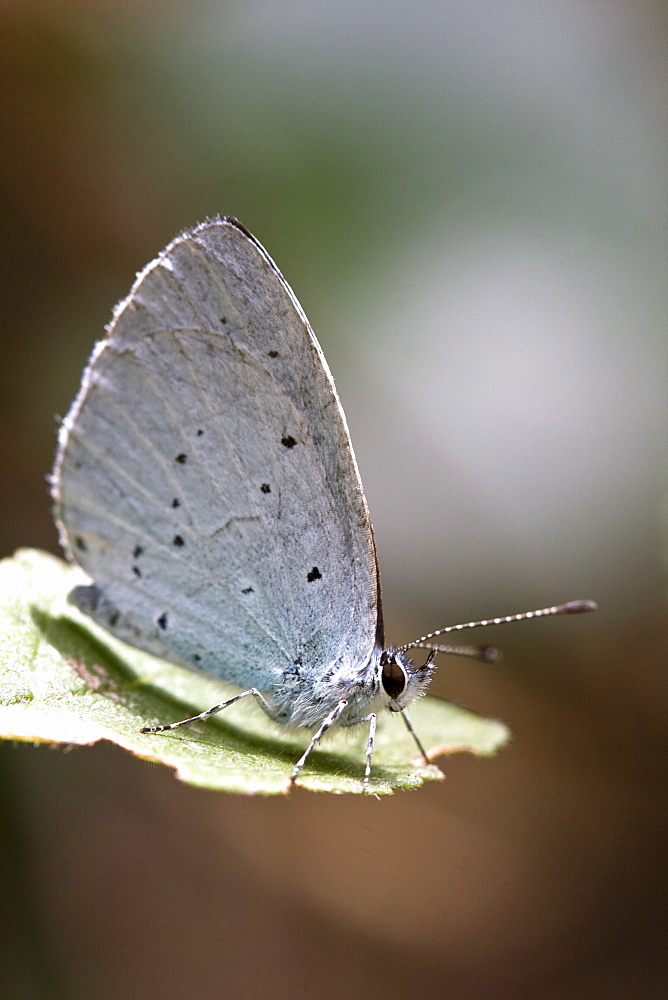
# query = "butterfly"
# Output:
<box><xmin>52</xmin><ymin>217</ymin><xmax>595</xmax><ymax>790</ymax></box>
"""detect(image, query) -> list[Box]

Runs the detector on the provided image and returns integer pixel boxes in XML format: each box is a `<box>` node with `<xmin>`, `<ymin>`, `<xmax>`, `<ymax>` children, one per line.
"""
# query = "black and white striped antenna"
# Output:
<box><xmin>399</xmin><ymin>600</ymin><xmax>597</xmax><ymax>661</ymax></box>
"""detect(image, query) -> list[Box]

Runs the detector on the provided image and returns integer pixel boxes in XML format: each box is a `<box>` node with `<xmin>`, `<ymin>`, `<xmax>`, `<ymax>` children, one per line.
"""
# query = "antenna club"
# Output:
<box><xmin>481</xmin><ymin>645</ymin><xmax>503</xmax><ymax>663</ymax></box>
<box><xmin>557</xmin><ymin>600</ymin><xmax>598</xmax><ymax>615</ymax></box>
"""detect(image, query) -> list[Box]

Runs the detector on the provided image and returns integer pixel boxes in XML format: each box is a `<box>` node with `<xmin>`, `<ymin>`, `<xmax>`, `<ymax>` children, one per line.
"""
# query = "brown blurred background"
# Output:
<box><xmin>2</xmin><ymin>2</ymin><xmax>666</xmax><ymax>998</ymax></box>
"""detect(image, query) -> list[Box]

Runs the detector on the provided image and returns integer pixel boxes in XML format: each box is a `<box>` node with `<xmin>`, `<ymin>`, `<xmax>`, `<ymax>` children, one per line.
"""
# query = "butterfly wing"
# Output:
<box><xmin>53</xmin><ymin>218</ymin><xmax>380</xmax><ymax>691</ymax></box>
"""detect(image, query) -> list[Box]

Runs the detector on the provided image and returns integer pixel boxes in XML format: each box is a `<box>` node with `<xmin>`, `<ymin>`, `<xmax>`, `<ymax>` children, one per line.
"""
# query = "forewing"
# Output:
<box><xmin>52</xmin><ymin>218</ymin><xmax>379</xmax><ymax>689</ymax></box>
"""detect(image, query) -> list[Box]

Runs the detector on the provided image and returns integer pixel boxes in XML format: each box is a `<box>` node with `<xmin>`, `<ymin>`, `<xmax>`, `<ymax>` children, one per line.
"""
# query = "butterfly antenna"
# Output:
<box><xmin>398</xmin><ymin>599</ymin><xmax>597</xmax><ymax>655</ymax></box>
<box><xmin>418</xmin><ymin>642</ymin><xmax>504</xmax><ymax>662</ymax></box>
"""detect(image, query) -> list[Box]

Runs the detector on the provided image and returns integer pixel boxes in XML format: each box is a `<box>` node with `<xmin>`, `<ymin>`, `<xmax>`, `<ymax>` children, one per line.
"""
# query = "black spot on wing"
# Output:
<box><xmin>74</xmin><ymin>536</ymin><xmax>87</xmax><ymax>552</ymax></box>
<box><xmin>260</xmin><ymin>483</ymin><xmax>271</xmax><ymax>494</ymax></box>
<box><xmin>307</xmin><ymin>566</ymin><xmax>322</xmax><ymax>582</ymax></box>
<box><xmin>281</xmin><ymin>435</ymin><xmax>297</xmax><ymax>449</ymax></box>
<box><xmin>131</xmin><ymin>545</ymin><xmax>143</xmax><ymax>577</ymax></box>
<box><xmin>241</xmin><ymin>586</ymin><xmax>254</xmax><ymax>595</ymax></box>
<box><xmin>196</xmin><ymin>429</ymin><xmax>204</xmax><ymax>436</ymax></box>
<box><xmin>157</xmin><ymin>612</ymin><xmax>168</xmax><ymax>630</ymax></box>
<box><xmin>171</xmin><ymin>498</ymin><xmax>180</xmax><ymax>508</ymax></box>
<box><xmin>172</xmin><ymin>535</ymin><xmax>185</xmax><ymax>547</ymax></box>
<box><xmin>268</xmin><ymin>350</ymin><xmax>278</xmax><ymax>358</ymax></box>
<box><xmin>175</xmin><ymin>453</ymin><xmax>187</xmax><ymax>464</ymax></box>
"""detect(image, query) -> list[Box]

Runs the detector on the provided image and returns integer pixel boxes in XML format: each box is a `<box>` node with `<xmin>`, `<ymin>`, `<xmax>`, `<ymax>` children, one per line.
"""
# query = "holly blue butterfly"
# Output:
<box><xmin>52</xmin><ymin>218</ymin><xmax>595</xmax><ymax>790</ymax></box>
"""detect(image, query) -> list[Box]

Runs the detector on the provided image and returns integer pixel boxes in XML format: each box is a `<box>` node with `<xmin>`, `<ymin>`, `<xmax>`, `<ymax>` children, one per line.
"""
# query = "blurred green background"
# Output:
<box><xmin>2</xmin><ymin>2</ymin><xmax>666</xmax><ymax>998</ymax></box>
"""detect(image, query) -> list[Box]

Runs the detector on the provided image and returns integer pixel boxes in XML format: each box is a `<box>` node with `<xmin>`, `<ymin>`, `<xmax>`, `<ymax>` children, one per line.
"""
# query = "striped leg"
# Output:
<box><xmin>289</xmin><ymin>699</ymin><xmax>348</xmax><ymax>787</ymax></box>
<box><xmin>401</xmin><ymin>710</ymin><xmax>429</xmax><ymax>762</ymax></box>
<box><xmin>356</xmin><ymin>712</ymin><xmax>377</xmax><ymax>793</ymax></box>
<box><xmin>140</xmin><ymin>687</ymin><xmax>271</xmax><ymax>733</ymax></box>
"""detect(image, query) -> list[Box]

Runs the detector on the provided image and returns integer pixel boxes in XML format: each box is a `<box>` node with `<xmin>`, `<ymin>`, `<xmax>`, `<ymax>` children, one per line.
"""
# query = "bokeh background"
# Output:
<box><xmin>2</xmin><ymin>2</ymin><xmax>666</xmax><ymax>997</ymax></box>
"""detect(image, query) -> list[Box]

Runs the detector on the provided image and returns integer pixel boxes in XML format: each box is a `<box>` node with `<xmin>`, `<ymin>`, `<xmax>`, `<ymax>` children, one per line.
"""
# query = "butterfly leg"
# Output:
<box><xmin>289</xmin><ymin>699</ymin><xmax>348</xmax><ymax>788</ymax></box>
<box><xmin>355</xmin><ymin>712</ymin><xmax>377</xmax><ymax>793</ymax></box>
<box><xmin>140</xmin><ymin>688</ymin><xmax>272</xmax><ymax>733</ymax></box>
<box><xmin>401</xmin><ymin>710</ymin><xmax>430</xmax><ymax>763</ymax></box>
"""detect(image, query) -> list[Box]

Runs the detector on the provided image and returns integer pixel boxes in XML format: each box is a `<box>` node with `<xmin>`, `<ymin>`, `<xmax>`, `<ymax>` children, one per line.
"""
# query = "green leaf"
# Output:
<box><xmin>0</xmin><ymin>549</ymin><xmax>510</xmax><ymax>795</ymax></box>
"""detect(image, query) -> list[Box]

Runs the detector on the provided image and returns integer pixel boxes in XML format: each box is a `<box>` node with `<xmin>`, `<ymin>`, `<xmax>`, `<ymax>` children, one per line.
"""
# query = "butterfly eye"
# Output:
<box><xmin>381</xmin><ymin>656</ymin><xmax>408</xmax><ymax>699</ymax></box>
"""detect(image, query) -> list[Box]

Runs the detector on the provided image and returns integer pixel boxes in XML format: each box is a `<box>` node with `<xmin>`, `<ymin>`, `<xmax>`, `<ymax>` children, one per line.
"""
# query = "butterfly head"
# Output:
<box><xmin>379</xmin><ymin>648</ymin><xmax>437</xmax><ymax>713</ymax></box>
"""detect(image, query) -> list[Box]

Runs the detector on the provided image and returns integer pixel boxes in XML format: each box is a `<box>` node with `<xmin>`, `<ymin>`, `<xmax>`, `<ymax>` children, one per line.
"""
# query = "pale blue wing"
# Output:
<box><xmin>53</xmin><ymin>218</ymin><xmax>379</xmax><ymax>690</ymax></box>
